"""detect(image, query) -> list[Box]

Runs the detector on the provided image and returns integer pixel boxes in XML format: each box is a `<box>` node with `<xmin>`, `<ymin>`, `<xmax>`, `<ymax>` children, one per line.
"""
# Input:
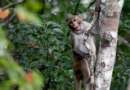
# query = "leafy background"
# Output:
<box><xmin>0</xmin><ymin>0</ymin><xmax>130</xmax><ymax>90</ymax></box>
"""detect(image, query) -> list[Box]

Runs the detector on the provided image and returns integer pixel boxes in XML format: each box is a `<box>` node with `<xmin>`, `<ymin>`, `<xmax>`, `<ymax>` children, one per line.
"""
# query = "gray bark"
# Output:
<box><xmin>95</xmin><ymin>0</ymin><xmax>124</xmax><ymax>90</ymax></box>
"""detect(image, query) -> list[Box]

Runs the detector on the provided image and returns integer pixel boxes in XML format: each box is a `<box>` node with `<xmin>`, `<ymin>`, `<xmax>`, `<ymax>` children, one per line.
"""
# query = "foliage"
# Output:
<box><xmin>0</xmin><ymin>26</ymin><xmax>43</xmax><ymax>90</ymax></box>
<box><xmin>110</xmin><ymin>1</ymin><xmax>130</xmax><ymax>90</ymax></box>
<box><xmin>8</xmin><ymin>21</ymin><xmax>74</xmax><ymax>90</ymax></box>
<box><xmin>0</xmin><ymin>0</ymin><xmax>130</xmax><ymax>90</ymax></box>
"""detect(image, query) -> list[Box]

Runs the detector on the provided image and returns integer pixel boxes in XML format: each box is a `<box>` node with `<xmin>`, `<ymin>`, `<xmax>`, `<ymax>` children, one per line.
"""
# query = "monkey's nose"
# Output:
<box><xmin>73</xmin><ymin>23</ymin><xmax>77</xmax><ymax>27</ymax></box>
<box><xmin>70</xmin><ymin>24</ymin><xmax>76</xmax><ymax>27</ymax></box>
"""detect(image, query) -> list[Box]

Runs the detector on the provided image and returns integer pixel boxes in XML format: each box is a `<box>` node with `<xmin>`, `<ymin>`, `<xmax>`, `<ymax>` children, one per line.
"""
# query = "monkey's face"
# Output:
<box><xmin>67</xmin><ymin>15</ymin><xmax>84</xmax><ymax>34</ymax></box>
<box><xmin>68</xmin><ymin>18</ymin><xmax>81</xmax><ymax>31</ymax></box>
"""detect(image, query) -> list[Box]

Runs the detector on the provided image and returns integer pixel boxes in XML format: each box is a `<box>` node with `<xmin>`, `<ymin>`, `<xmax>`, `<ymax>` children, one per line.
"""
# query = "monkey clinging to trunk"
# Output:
<box><xmin>67</xmin><ymin>14</ymin><xmax>100</xmax><ymax>90</ymax></box>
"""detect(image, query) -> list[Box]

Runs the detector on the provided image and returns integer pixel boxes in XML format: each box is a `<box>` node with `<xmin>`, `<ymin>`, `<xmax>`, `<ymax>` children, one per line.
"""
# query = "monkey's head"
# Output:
<box><xmin>67</xmin><ymin>14</ymin><xmax>84</xmax><ymax>34</ymax></box>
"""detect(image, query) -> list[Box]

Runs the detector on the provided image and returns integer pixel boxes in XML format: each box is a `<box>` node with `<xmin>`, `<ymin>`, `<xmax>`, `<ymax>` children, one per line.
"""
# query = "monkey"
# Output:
<box><xmin>67</xmin><ymin>14</ymin><xmax>100</xmax><ymax>90</ymax></box>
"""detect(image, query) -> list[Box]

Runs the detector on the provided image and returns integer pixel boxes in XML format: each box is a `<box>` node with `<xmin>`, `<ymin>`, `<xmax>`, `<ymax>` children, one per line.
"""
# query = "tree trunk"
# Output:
<box><xmin>95</xmin><ymin>0</ymin><xmax>124</xmax><ymax>90</ymax></box>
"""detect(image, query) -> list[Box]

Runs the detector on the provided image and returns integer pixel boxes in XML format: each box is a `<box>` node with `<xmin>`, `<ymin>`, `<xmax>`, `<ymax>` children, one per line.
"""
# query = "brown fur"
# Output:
<box><xmin>73</xmin><ymin>55</ymin><xmax>90</xmax><ymax>83</ymax></box>
<box><xmin>67</xmin><ymin>14</ymin><xmax>99</xmax><ymax>90</ymax></box>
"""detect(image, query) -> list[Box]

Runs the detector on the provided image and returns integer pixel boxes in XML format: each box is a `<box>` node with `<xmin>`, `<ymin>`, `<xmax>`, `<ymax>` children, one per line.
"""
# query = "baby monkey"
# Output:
<box><xmin>67</xmin><ymin>14</ymin><xmax>100</xmax><ymax>90</ymax></box>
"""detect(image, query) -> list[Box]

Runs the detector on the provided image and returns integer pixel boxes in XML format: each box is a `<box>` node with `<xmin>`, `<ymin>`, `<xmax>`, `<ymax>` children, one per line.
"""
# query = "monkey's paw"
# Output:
<box><xmin>84</xmin><ymin>53</ymin><xmax>91</xmax><ymax>60</ymax></box>
<box><xmin>101</xmin><ymin>32</ymin><xmax>116</xmax><ymax>47</ymax></box>
<box><xmin>95</xmin><ymin>6</ymin><xmax>101</xmax><ymax>13</ymax></box>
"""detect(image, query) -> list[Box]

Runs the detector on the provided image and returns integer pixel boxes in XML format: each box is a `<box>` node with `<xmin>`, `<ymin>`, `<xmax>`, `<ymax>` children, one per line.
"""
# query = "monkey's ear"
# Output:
<box><xmin>78</xmin><ymin>14</ymin><xmax>83</xmax><ymax>20</ymax></box>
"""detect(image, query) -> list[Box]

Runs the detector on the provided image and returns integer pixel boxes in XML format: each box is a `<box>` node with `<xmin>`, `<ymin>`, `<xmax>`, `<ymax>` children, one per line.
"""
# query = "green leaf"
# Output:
<box><xmin>15</xmin><ymin>6</ymin><xmax>42</xmax><ymax>25</ymax></box>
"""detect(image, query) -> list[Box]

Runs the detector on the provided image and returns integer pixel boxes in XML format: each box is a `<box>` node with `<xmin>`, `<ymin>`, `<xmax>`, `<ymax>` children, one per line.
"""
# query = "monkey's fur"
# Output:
<box><xmin>67</xmin><ymin>14</ymin><xmax>99</xmax><ymax>90</ymax></box>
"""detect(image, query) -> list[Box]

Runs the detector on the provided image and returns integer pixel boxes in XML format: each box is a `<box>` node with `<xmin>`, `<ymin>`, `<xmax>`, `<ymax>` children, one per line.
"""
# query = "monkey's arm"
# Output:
<box><xmin>90</xmin><ymin>17</ymin><xmax>100</xmax><ymax>36</ymax></box>
<box><xmin>73</xmin><ymin>49</ymin><xmax>85</xmax><ymax>57</ymax></box>
<box><xmin>90</xmin><ymin>6</ymin><xmax>101</xmax><ymax>36</ymax></box>
<box><xmin>73</xmin><ymin>49</ymin><xmax>90</xmax><ymax>59</ymax></box>
<box><xmin>71</xmin><ymin>38</ymin><xmax>90</xmax><ymax>59</ymax></box>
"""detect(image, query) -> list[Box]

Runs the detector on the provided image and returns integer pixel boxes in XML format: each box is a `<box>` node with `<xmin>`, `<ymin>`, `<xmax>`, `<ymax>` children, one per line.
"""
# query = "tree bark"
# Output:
<box><xmin>95</xmin><ymin>0</ymin><xmax>124</xmax><ymax>90</ymax></box>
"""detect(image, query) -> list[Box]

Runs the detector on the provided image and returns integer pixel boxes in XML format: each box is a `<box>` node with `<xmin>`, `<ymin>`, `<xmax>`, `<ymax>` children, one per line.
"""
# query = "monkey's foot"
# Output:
<box><xmin>101</xmin><ymin>32</ymin><xmax>116</xmax><ymax>47</ymax></box>
<box><xmin>95</xmin><ymin>6</ymin><xmax>101</xmax><ymax>13</ymax></box>
<box><xmin>84</xmin><ymin>53</ymin><xmax>91</xmax><ymax>60</ymax></box>
<box><xmin>90</xmin><ymin>83</ymin><xmax>96</xmax><ymax>90</ymax></box>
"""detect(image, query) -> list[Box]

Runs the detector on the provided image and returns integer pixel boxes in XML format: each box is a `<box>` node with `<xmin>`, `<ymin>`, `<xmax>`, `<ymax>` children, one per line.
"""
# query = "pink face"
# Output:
<box><xmin>69</xmin><ymin>19</ymin><xmax>81</xmax><ymax>31</ymax></box>
<box><xmin>67</xmin><ymin>15</ymin><xmax>84</xmax><ymax>34</ymax></box>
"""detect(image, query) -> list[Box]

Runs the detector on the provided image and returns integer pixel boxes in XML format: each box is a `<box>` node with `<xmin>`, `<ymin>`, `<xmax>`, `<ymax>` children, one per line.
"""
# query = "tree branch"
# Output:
<box><xmin>73</xmin><ymin>0</ymin><xmax>96</xmax><ymax>15</ymax></box>
<box><xmin>118</xmin><ymin>36</ymin><xmax>130</xmax><ymax>48</ymax></box>
<box><xmin>73</xmin><ymin>0</ymin><xmax>81</xmax><ymax>15</ymax></box>
<box><xmin>43</xmin><ymin>77</ymin><xmax>51</xmax><ymax>90</ymax></box>
<box><xmin>6</xmin><ymin>0</ymin><xmax>11</xmax><ymax>3</ymax></box>
<box><xmin>2</xmin><ymin>0</ymin><xmax>24</xmax><ymax>10</ymax></box>
<box><xmin>86</xmin><ymin>0</ymin><xmax>96</xmax><ymax>10</ymax></box>
<box><xmin>2</xmin><ymin>12</ymin><xmax>15</xmax><ymax>26</ymax></box>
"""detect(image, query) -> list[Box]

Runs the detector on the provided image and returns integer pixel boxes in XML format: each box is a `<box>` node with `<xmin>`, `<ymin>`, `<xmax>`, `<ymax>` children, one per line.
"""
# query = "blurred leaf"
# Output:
<box><xmin>15</xmin><ymin>6</ymin><xmax>42</xmax><ymax>25</ymax></box>
<box><xmin>23</xmin><ymin>0</ymin><xmax>43</xmax><ymax>12</ymax></box>
<box><xmin>0</xmin><ymin>8</ymin><xmax>10</xmax><ymax>19</ymax></box>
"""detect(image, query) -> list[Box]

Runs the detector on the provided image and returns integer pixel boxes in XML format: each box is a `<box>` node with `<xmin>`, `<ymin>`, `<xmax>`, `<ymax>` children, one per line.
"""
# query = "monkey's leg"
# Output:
<box><xmin>82</xmin><ymin>60</ymin><xmax>90</xmax><ymax>90</ymax></box>
<box><xmin>84</xmin><ymin>82</ymin><xmax>90</xmax><ymax>90</ymax></box>
<box><xmin>76</xmin><ymin>79</ymin><xmax>81</xmax><ymax>90</ymax></box>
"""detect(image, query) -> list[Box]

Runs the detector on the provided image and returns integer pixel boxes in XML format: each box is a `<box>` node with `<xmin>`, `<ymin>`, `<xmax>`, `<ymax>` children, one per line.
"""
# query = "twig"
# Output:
<box><xmin>73</xmin><ymin>0</ymin><xmax>81</xmax><ymax>15</ymax></box>
<box><xmin>118</xmin><ymin>36</ymin><xmax>130</xmax><ymax>48</ymax></box>
<box><xmin>83</xmin><ymin>0</ymin><xmax>100</xmax><ymax>90</ymax></box>
<box><xmin>43</xmin><ymin>77</ymin><xmax>51</xmax><ymax>90</ymax></box>
<box><xmin>7</xmin><ymin>8</ymin><xmax>15</xmax><ymax>10</ymax></box>
<box><xmin>1</xmin><ymin>12</ymin><xmax>15</xmax><ymax>26</ymax></box>
<box><xmin>73</xmin><ymin>0</ymin><xmax>96</xmax><ymax>15</ymax></box>
<box><xmin>6</xmin><ymin>0</ymin><xmax>11</xmax><ymax>3</ymax></box>
<box><xmin>86</xmin><ymin>0</ymin><xmax>96</xmax><ymax>10</ymax></box>
<box><xmin>2</xmin><ymin>0</ymin><xmax>24</xmax><ymax>10</ymax></box>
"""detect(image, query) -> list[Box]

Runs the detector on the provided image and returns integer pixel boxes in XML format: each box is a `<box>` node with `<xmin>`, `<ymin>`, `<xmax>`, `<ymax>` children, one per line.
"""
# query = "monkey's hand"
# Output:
<box><xmin>101</xmin><ymin>32</ymin><xmax>116</xmax><ymax>47</ymax></box>
<box><xmin>84</xmin><ymin>53</ymin><xmax>91</xmax><ymax>60</ymax></box>
<box><xmin>95</xmin><ymin>6</ymin><xmax>101</xmax><ymax>17</ymax></box>
<box><xmin>95</xmin><ymin>6</ymin><xmax>101</xmax><ymax>13</ymax></box>
<box><xmin>73</xmin><ymin>49</ymin><xmax>84</xmax><ymax>58</ymax></box>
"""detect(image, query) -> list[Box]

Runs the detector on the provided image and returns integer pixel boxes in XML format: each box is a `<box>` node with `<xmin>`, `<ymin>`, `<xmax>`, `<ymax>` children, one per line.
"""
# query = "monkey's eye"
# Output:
<box><xmin>69</xmin><ymin>21</ymin><xmax>72</xmax><ymax>24</ymax></box>
<box><xmin>73</xmin><ymin>19</ymin><xmax>76</xmax><ymax>22</ymax></box>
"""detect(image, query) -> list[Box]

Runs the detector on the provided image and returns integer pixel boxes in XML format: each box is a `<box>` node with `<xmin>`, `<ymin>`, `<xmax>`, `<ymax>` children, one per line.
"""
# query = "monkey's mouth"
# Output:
<box><xmin>75</xmin><ymin>26</ymin><xmax>80</xmax><ymax>31</ymax></box>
